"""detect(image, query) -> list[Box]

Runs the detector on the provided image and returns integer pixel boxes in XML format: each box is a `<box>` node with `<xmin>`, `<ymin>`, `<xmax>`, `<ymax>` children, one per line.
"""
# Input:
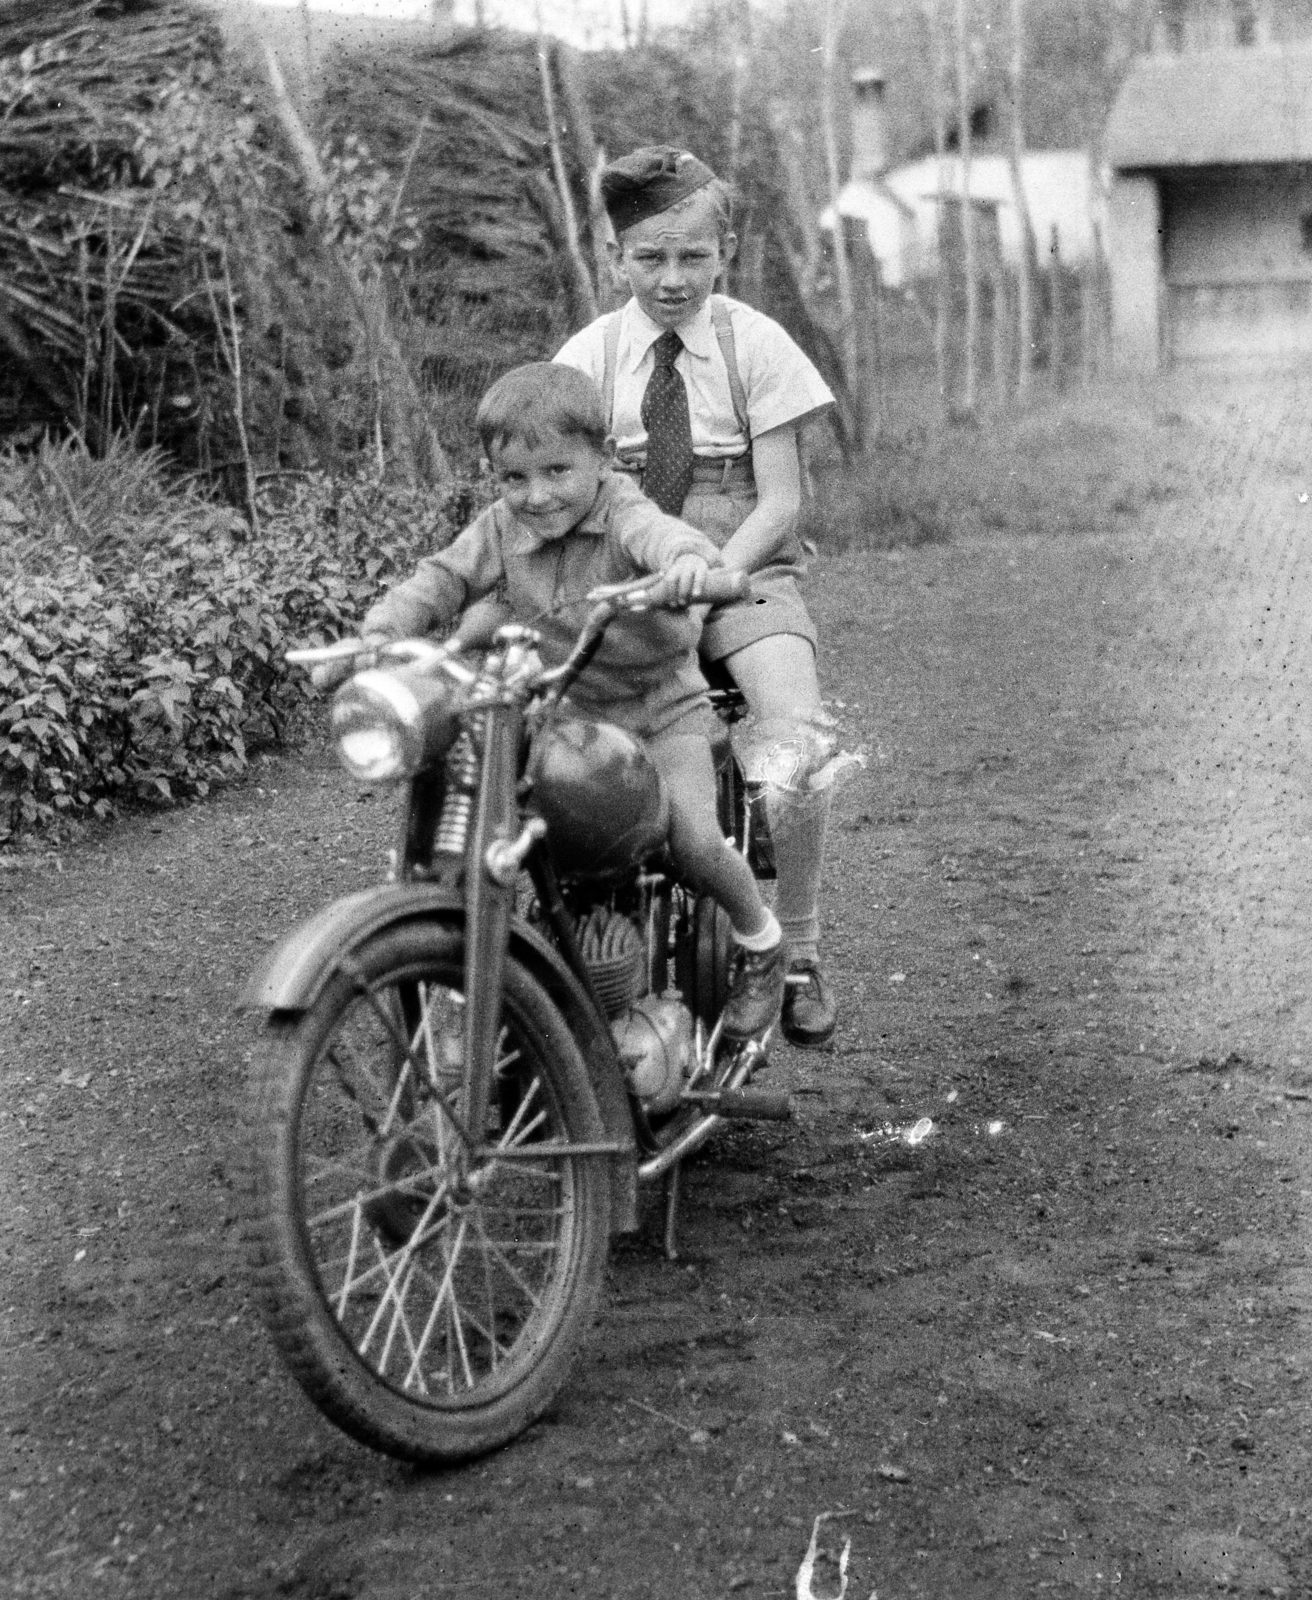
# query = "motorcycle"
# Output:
<box><xmin>240</xmin><ymin>570</ymin><xmax>795</xmax><ymax>1465</ymax></box>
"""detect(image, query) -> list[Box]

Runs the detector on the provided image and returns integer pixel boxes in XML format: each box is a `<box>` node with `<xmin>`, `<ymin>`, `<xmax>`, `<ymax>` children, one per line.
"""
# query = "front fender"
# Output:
<box><xmin>243</xmin><ymin>882</ymin><xmax>464</xmax><ymax>1014</ymax></box>
<box><xmin>243</xmin><ymin>882</ymin><xmax>638</xmax><ymax>1233</ymax></box>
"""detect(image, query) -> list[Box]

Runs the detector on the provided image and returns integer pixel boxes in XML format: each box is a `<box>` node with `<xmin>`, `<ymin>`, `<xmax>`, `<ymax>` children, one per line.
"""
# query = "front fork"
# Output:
<box><xmin>460</xmin><ymin>702</ymin><xmax>523</xmax><ymax>1144</ymax></box>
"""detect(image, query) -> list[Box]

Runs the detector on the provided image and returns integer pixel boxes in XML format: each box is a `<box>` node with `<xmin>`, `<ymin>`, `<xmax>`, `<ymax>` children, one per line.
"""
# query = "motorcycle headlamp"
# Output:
<box><xmin>331</xmin><ymin>667</ymin><xmax>459</xmax><ymax>783</ymax></box>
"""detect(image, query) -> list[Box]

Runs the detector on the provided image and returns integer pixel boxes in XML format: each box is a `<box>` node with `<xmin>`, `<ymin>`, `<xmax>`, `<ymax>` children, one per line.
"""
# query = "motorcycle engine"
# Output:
<box><xmin>611</xmin><ymin>994</ymin><xmax>695</xmax><ymax>1116</ymax></box>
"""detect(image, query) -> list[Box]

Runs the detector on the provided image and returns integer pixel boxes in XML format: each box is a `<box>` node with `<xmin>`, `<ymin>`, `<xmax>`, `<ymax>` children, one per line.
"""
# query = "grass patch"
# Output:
<box><xmin>0</xmin><ymin>435</ymin><xmax>239</xmax><ymax>581</ymax></box>
<box><xmin>801</xmin><ymin>376</ymin><xmax>1196</xmax><ymax>553</ymax></box>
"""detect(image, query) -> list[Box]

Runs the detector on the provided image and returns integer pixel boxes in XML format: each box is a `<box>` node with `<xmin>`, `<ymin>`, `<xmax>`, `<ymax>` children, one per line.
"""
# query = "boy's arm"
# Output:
<box><xmin>362</xmin><ymin>558</ymin><xmax>467</xmax><ymax>642</ymax></box>
<box><xmin>362</xmin><ymin>512</ymin><xmax>506</xmax><ymax>642</ymax></box>
<box><xmin>717</xmin><ymin>421</ymin><xmax>801</xmax><ymax>574</ymax></box>
<box><xmin>615</xmin><ymin>487</ymin><xmax>723</xmax><ymax>578</ymax></box>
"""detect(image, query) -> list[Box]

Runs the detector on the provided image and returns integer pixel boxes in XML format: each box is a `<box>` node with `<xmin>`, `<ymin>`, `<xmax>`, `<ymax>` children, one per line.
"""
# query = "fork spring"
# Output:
<box><xmin>434</xmin><ymin>731</ymin><xmax>477</xmax><ymax>857</ymax></box>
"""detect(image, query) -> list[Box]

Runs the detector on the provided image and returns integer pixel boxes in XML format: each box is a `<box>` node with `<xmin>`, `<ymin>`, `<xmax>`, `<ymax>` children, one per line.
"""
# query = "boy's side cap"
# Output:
<box><xmin>600</xmin><ymin>145</ymin><xmax>717</xmax><ymax>233</ymax></box>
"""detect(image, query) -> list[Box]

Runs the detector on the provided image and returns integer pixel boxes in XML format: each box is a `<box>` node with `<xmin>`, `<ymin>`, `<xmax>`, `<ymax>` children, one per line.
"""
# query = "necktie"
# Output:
<box><xmin>640</xmin><ymin>329</ymin><xmax>694</xmax><ymax>516</ymax></box>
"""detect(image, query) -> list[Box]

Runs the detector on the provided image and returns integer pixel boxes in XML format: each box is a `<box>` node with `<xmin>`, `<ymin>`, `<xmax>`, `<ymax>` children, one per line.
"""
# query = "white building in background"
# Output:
<box><xmin>830</xmin><ymin>151</ymin><xmax>1107</xmax><ymax>289</ymax></box>
<box><xmin>822</xmin><ymin>68</ymin><xmax>1107</xmax><ymax>289</ymax></box>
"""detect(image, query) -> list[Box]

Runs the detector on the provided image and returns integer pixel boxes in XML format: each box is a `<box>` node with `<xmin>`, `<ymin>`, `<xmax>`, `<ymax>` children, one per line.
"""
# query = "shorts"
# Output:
<box><xmin>700</xmin><ymin>571</ymin><xmax>818</xmax><ymax>662</ymax></box>
<box><xmin>679</xmin><ymin>477</ymin><xmax>819</xmax><ymax>665</ymax></box>
<box><xmin>565</xmin><ymin>657</ymin><xmax>715</xmax><ymax>743</ymax></box>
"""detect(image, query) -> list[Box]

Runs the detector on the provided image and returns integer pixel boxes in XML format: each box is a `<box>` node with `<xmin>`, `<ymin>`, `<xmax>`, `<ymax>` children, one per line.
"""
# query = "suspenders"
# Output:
<box><xmin>601</xmin><ymin>294</ymin><xmax>750</xmax><ymax>444</ymax></box>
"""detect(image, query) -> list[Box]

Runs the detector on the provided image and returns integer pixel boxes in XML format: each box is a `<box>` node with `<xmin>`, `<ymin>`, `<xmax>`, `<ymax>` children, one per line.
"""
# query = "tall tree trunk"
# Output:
<box><xmin>1007</xmin><ymin>0</ymin><xmax>1036</xmax><ymax>398</ymax></box>
<box><xmin>770</xmin><ymin>111</ymin><xmax>861</xmax><ymax>456</ymax></box>
<box><xmin>264</xmin><ymin>47</ymin><xmax>449</xmax><ymax>486</ymax></box>
<box><xmin>921</xmin><ymin>0</ymin><xmax>950</xmax><ymax>416</ymax></box>
<box><xmin>554</xmin><ymin>44</ymin><xmax>616</xmax><ymax>310</ymax></box>
<box><xmin>821</xmin><ymin>0</ymin><xmax>868</xmax><ymax>451</ymax></box>
<box><xmin>536</xmin><ymin>26</ymin><xmax>598</xmax><ymax>325</ymax></box>
<box><xmin>725</xmin><ymin>0</ymin><xmax>753</xmax><ymax>194</ymax></box>
<box><xmin>953</xmin><ymin>0</ymin><xmax>978</xmax><ymax>419</ymax></box>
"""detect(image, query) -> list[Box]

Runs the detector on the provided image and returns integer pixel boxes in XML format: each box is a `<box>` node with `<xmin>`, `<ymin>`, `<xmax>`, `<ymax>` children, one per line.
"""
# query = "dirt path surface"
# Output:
<box><xmin>6</xmin><ymin>373</ymin><xmax>1312</xmax><ymax>1599</ymax></box>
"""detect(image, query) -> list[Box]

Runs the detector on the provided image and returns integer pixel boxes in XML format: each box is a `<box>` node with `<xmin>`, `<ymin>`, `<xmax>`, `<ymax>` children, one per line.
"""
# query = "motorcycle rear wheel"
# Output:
<box><xmin>243</xmin><ymin>921</ymin><xmax>611</xmax><ymax>1464</ymax></box>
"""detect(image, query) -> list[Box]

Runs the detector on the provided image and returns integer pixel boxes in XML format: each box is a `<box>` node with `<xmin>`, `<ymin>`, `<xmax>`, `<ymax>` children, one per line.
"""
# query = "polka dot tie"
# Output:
<box><xmin>640</xmin><ymin>329</ymin><xmax>694</xmax><ymax>516</ymax></box>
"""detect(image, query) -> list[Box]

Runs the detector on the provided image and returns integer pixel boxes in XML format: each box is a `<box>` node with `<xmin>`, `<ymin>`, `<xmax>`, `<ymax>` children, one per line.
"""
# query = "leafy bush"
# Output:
<box><xmin>0</xmin><ymin>465</ymin><xmax>489</xmax><ymax>843</ymax></box>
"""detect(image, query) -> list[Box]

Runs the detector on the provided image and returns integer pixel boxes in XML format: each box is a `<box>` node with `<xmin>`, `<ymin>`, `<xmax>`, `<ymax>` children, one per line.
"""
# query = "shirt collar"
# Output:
<box><xmin>623</xmin><ymin>297</ymin><xmax>716</xmax><ymax>371</ymax></box>
<box><xmin>501</xmin><ymin>479</ymin><xmax>613</xmax><ymax>554</ymax></box>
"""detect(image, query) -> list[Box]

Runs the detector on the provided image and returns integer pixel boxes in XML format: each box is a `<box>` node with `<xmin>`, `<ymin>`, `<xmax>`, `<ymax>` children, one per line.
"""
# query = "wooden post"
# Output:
<box><xmin>953</xmin><ymin>0</ymin><xmax>978</xmax><ymax>418</ymax></box>
<box><xmin>821</xmin><ymin>0</ymin><xmax>868</xmax><ymax>450</ymax></box>
<box><xmin>992</xmin><ymin>269</ymin><xmax>1009</xmax><ymax>399</ymax></box>
<box><xmin>921</xmin><ymin>0</ymin><xmax>950</xmax><ymax>416</ymax></box>
<box><xmin>1049</xmin><ymin>244</ymin><xmax>1063</xmax><ymax>388</ymax></box>
<box><xmin>1007</xmin><ymin>0</ymin><xmax>1036</xmax><ymax>398</ymax></box>
<box><xmin>1080</xmin><ymin>266</ymin><xmax>1095</xmax><ymax>381</ymax></box>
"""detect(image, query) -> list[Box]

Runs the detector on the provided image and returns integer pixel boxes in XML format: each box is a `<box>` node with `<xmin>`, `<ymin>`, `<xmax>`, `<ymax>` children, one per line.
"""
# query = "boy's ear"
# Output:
<box><xmin>605</xmin><ymin>237</ymin><xmax>629</xmax><ymax>292</ymax></box>
<box><xmin>720</xmin><ymin>231</ymin><xmax>739</xmax><ymax>268</ymax></box>
<box><xmin>599</xmin><ymin>435</ymin><xmax>618</xmax><ymax>468</ymax></box>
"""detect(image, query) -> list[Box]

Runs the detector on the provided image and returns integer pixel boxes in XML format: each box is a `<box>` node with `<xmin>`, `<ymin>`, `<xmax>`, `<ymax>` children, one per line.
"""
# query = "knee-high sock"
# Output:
<box><xmin>762</xmin><ymin>781</ymin><xmax>832</xmax><ymax>966</ymax></box>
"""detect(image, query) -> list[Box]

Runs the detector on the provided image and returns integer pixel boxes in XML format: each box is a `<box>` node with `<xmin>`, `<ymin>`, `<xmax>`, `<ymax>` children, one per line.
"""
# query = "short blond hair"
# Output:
<box><xmin>476</xmin><ymin>363</ymin><xmax>607</xmax><ymax>458</ymax></box>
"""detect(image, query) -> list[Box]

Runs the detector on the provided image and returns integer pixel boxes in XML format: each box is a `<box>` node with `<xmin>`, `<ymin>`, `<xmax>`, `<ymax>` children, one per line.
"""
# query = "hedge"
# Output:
<box><xmin>0</xmin><ymin>473</ymin><xmax>486</xmax><ymax>842</ymax></box>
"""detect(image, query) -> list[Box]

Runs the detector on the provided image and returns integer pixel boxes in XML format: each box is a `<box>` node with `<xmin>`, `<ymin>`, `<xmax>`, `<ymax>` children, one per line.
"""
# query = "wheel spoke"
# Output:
<box><xmin>346</xmin><ymin>969</ymin><xmax>475</xmax><ymax>1150</ymax></box>
<box><xmin>258</xmin><ymin>932</ymin><xmax>606</xmax><ymax>1458</ymax></box>
<box><xmin>496</xmin><ymin>1073</ymin><xmax>544</xmax><ymax>1148</ymax></box>
<box><xmin>467</xmin><ymin>1222</ymin><xmax>551</xmax><ymax>1310</ymax></box>
<box><xmin>446</xmin><ymin>1262</ymin><xmax>477</xmax><ymax>1392</ymax></box>
<box><xmin>336</xmin><ymin>1200</ymin><xmax>364</xmax><ymax>1319</ymax></box>
<box><xmin>403</xmin><ymin>1214</ymin><xmax>468</xmax><ymax>1390</ymax></box>
<box><xmin>306</xmin><ymin>1161</ymin><xmax>454</xmax><ymax>1232</ymax></box>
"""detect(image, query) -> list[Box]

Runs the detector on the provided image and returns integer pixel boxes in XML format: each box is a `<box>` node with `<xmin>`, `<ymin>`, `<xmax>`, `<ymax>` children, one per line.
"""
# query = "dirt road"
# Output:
<box><xmin>5</xmin><ymin>372</ymin><xmax>1312</xmax><ymax>1598</ymax></box>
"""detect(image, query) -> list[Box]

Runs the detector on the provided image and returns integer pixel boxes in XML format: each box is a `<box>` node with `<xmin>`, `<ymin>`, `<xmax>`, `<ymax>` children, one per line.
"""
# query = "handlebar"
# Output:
<box><xmin>584</xmin><ymin>567</ymin><xmax>750</xmax><ymax>609</ymax></box>
<box><xmin>288</xmin><ymin>566</ymin><xmax>753</xmax><ymax>697</ymax></box>
<box><xmin>698</xmin><ymin>568</ymin><xmax>751</xmax><ymax>606</ymax></box>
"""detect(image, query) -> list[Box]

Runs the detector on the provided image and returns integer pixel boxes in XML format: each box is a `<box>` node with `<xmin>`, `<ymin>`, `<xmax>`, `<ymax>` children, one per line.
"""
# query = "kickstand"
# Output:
<box><xmin>663</xmin><ymin>1161</ymin><xmax>682</xmax><ymax>1261</ymax></box>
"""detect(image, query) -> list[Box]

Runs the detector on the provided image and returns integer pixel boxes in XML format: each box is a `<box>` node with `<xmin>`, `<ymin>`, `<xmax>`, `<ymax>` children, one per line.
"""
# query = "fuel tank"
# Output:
<box><xmin>527</xmin><ymin>717</ymin><xmax>669</xmax><ymax>879</ymax></box>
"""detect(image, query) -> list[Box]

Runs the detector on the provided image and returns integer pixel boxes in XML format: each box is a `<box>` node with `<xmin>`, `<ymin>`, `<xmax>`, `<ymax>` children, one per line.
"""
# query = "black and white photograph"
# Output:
<box><xmin>4</xmin><ymin>0</ymin><xmax>1312</xmax><ymax>1594</ymax></box>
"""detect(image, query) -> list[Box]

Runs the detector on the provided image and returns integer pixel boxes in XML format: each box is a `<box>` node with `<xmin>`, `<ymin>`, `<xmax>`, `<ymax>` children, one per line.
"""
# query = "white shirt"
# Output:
<box><xmin>555</xmin><ymin>295</ymin><xmax>834</xmax><ymax>464</ymax></box>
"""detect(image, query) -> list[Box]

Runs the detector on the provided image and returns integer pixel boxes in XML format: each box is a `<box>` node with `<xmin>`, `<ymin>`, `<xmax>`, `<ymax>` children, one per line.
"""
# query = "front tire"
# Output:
<box><xmin>243</xmin><ymin>921</ymin><xmax>611</xmax><ymax>1464</ymax></box>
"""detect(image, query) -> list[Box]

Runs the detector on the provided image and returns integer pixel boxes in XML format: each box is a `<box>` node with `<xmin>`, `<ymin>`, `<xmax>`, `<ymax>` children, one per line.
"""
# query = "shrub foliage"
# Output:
<box><xmin>0</xmin><ymin>454</ymin><xmax>484</xmax><ymax>842</ymax></box>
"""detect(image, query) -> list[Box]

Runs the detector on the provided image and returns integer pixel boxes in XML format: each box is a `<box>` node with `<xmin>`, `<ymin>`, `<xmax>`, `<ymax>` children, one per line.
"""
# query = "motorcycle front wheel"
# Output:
<box><xmin>243</xmin><ymin>921</ymin><xmax>612</xmax><ymax>1465</ymax></box>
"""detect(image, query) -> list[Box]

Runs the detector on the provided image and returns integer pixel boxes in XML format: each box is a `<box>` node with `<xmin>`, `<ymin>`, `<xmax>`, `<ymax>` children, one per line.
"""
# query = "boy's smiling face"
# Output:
<box><xmin>613</xmin><ymin>191</ymin><xmax>735</xmax><ymax>329</ymax></box>
<box><xmin>489</xmin><ymin>428</ymin><xmax>610</xmax><ymax>542</ymax></box>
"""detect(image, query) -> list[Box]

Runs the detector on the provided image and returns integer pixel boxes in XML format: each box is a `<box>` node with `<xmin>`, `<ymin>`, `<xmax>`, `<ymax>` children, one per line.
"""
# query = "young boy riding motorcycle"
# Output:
<box><xmin>321</xmin><ymin>360</ymin><xmax>787</xmax><ymax>1041</ymax></box>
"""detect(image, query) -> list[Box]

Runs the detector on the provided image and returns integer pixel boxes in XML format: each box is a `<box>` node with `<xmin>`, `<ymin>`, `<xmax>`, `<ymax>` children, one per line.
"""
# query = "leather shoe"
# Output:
<box><xmin>782</xmin><ymin>960</ymin><xmax>836</xmax><ymax>1047</ymax></box>
<box><xmin>722</xmin><ymin>939</ymin><xmax>787</xmax><ymax>1041</ymax></box>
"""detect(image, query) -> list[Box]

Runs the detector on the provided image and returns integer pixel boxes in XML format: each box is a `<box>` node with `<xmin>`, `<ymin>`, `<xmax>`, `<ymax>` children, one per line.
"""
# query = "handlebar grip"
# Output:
<box><xmin>697</xmin><ymin>568</ymin><xmax>751</xmax><ymax>605</ymax></box>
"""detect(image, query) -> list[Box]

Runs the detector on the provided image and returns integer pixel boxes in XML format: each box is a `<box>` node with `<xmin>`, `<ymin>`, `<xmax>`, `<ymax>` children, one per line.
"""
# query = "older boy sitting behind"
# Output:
<box><xmin>355</xmin><ymin>361</ymin><xmax>785</xmax><ymax>1040</ymax></box>
<box><xmin>555</xmin><ymin>146</ymin><xmax>839</xmax><ymax>1048</ymax></box>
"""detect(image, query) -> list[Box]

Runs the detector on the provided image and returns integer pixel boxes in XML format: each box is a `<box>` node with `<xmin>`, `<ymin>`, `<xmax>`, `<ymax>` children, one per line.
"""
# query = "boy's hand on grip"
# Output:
<box><xmin>306</xmin><ymin>636</ymin><xmax>389</xmax><ymax>693</ymax></box>
<box><xmin>664</xmin><ymin>553</ymin><xmax>712</xmax><ymax>606</ymax></box>
<box><xmin>310</xmin><ymin>657</ymin><xmax>356</xmax><ymax>693</ymax></box>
